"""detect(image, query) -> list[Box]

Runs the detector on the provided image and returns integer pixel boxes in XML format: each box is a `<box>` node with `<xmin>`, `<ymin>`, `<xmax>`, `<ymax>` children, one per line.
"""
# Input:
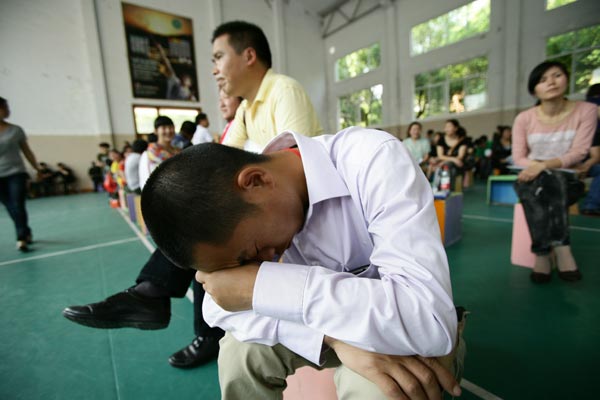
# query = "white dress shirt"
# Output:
<box><xmin>191</xmin><ymin>125</ymin><xmax>213</xmax><ymax>145</ymax></box>
<box><xmin>203</xmin><ymin>127</ymin><xmax>457</xmax><ymax>365</ymax></box>
<box><xmin>124</xmin><ymin>153</ymin><xmax>141</xmax><ymax>191</ymax></box>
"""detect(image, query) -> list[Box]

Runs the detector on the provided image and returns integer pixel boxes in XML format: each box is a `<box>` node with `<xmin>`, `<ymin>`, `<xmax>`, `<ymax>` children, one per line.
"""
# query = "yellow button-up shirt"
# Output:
<box><xmin>225</xmin><ymin>69</ymin><xmax>323</xmax><ymax>149</ymax></box>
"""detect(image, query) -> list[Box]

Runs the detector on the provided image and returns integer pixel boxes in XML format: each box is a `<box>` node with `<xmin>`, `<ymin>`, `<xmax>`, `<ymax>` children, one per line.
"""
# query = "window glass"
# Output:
<box><xmin>338</xmin><ymin>84</ymin><xmax>383</xmax><ymax>129</ymax></box>
<box><xmin>335</xmin><ymin>43</ymin><xmax>381</xmax><ymax>81</ymax></box>
<box><xmin>133</xmin><ymin>106</ymin><xmax>200</xmax><ymax>134</ymax></box>
<box><xmin>546</xmin><ymin>0</ymin><xmax>577</xmax><ymax>11</ymax></box>
<box><xmin>411</xmin><ymin>0</ymin><xmax>490</xmax><ymax>56</ymax></box>
<box><xmin>546</xmin><ymin>24</ymin><xmax>600</xmax><ymax>93</ymax></box>
<box><xmin>414</xmin><ymin>57</ymin><xmax>488</xmax><ymax>119</ymax></box>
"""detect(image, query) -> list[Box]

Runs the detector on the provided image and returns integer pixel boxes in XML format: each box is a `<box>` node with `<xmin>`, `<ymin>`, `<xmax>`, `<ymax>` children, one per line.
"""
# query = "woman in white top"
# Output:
<box><xmin>402</xmin><ymin>122</ymin><xmax>431</xmax><ymax>167</ymax></box>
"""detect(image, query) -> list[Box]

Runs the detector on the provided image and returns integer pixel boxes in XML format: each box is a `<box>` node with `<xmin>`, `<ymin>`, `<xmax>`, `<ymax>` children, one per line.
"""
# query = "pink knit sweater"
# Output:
<box><xmin>512</xmin><ymin>101</ymin><xmax>597</xmax><ymax>168</ymax></box>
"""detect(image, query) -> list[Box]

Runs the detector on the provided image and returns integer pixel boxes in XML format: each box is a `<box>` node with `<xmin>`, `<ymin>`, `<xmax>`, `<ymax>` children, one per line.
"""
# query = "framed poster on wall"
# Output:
<box><xmin>122</xmin><ymin>2</ymin><xmax>199</xmax><ymax>101</ymax></box>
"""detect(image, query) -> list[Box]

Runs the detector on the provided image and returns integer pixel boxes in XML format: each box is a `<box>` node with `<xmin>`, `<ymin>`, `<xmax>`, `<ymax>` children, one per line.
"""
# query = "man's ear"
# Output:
<box><xmin>243</xmin><ymin>47</ymin><xmax>258</xmax><ymax>67</ymax></box>
<box><xmin>237</xmin><ymin>166</ymin><xmax>273</xmax><ymax>196</ymax></box>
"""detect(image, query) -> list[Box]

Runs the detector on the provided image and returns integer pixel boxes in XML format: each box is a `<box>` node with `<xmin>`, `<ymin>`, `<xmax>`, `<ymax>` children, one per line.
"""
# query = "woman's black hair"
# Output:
<box><xmin>405</xmin><ymin>121</ymin><xmax>422</xmax><ymax>138</ymax></box>
<box><xmin>527</xmin><ymin>61</ymin><xmax>569</xmax><ymax>96</ymax></box>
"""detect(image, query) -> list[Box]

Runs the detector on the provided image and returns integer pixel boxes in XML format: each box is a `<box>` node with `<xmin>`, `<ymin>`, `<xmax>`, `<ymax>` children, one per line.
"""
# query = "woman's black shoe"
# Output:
<box><xmin>530</xmin><ymin>271</ymin><xmax>551</xmax><ymax>283</ymax></box>
<box><xmin>558</xmin><ymin>270</ymin><xmax>582</xmax><ymax>282</ymax></box>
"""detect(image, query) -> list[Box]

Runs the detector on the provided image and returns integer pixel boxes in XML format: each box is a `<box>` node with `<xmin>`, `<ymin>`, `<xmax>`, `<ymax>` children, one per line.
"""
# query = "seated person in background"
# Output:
<box><xmin>124</xmin><ymin>139</ymin><xmax>148</xmax><ymax>195</ymax></box>
<box><xmin>402</xmin><ymin>121</ymin><xmax>430</xmax><ymax>169</ymax></box>
<box><xmin>429</xmin><ymin>119</ymin><xmax>468</xmax><ymax>189</ymax></box>
<box><xmin>172</xmin><ymin>121</ymin><xmax>195</xmax><ymax>150</ymax></box>
<box><xmin>37</xmin><ymin>162</ymin><xmax>56</xmax><ymax>197</ymax></box>
<box><xmin>141</xmin><ymin>127</ymin><xmax>464</xmax><ymax>400</ymax></box>
<box><xmin>491</xmin><ymin>126</ymin><xmax>513</xmax><ymax>175</ymax></box>
<box><xmin>512</xmin><ymin>61</ymin><xmax>595</xmax><ymax>283</ymax></box>
<box><xmin>56</xmin><ymin>162</ymin><xmax>76</xmax><ymax>194</ymax></box>
<box><xmin>576</xmin><ymin>83</ymin><xmax>600</xmax><ymax>215</ymax></box>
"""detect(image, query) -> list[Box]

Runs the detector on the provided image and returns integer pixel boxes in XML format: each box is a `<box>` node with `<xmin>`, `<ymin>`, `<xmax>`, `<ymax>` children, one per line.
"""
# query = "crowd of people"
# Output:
<box><xmin>2</xmin><ymin>17</ymin><xmax>598</xmax><ymax>400</ymax></box>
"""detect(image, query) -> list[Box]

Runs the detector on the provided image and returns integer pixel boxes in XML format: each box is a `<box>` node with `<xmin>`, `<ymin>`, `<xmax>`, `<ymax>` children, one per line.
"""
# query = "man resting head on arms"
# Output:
<box><xmin>141</xmin><ymin>127</ymin><xmax>463</xmax><ymax>400</ymax></box>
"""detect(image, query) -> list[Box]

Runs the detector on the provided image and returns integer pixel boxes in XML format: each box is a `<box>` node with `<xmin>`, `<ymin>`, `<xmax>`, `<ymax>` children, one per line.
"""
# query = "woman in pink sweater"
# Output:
<box><xmin>513</xmin><ymin>61</ymin><xmax>596</xmax><ymax>283</ymax></box>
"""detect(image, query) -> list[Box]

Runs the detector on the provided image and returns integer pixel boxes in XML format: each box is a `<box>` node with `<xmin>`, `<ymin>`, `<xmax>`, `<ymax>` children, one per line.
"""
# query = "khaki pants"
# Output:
<box><xmin>218</xmin><ymin>329</ymin><xmax>466</xmax><ymax>400</ymax></box>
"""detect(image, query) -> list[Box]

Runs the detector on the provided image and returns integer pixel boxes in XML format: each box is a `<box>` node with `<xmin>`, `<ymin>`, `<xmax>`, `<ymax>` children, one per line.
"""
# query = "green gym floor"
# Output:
<box><xmin>0</xmin><ymin>183</ymin><xmax>598</xmax><ymax>400</ymax></box>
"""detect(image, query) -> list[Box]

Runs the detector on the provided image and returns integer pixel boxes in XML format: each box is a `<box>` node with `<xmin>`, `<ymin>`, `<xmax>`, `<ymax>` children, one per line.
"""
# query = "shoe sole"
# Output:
<box><xmin>62</xmin><ymin>311</ymin><xmax>169</xmax><ymax>330</ymax></box>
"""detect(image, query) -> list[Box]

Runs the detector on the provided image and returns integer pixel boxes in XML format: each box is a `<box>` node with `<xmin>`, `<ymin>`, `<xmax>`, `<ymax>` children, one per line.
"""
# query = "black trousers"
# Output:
<box><xmin>514</xmin><ymin>170</ymin><xmax>584</xmax><ymax>255</ymax></box>
<box><xmin>136</xmin><ymin>249</ymin><xmax>224</xmax><ymax>338</ymax></box>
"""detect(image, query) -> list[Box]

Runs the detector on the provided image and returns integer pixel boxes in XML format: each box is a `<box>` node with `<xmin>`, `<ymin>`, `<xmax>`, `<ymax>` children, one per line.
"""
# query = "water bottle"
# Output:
<box><xmin>439</xmin><ymin>165</ymin><xmax>451</xmax><ymax>192</ymax></box>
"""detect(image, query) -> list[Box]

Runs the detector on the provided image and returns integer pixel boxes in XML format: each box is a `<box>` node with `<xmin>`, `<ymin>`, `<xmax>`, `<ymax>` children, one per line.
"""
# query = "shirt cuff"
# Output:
<box><xmin>253</xmin><ymin>261</ymin><xmax>310</xmax><ymax>324</ymax></box>
<box><xmin>277</xmin><ymin>320</ymin><xmax>325</xmax><ymax>365</ymax></box>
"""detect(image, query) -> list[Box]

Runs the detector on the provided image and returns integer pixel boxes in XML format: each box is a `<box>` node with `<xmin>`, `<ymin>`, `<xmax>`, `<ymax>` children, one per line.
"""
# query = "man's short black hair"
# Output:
<box><xmin>180</xmin><ymin>121</ymin><xmax>196</xmax><ymax>136</ymax></box>
<box><xmin>195</xmin><ymin>113</ymin><xmax>208</xmax><ymax>124</ymax></box>
<box><xmin>212</xmin><ymin>20</ymin><xmax>272</xmax><ymax>69</ymax></box>
<box><xmin>99</xmin><ymin>142</ymin><xmax>110</xmax><ymax>149</ymax></box>
<box><xmin>141</xmin><ymin>143</ymin><xmax>269</xmax><ymax>269</ymax></box>
<box><xmin>527</xmin><ymin>60</ymin><xmax>569</xmax><ymax>96</ymax></box>
<box><xmin>132</xmin><ymin>139</ymin><xmax>148</xmax><ymax>154</ymax></box>
<box><xmin>154</xmin><ymin>115</ymin><xmax>174</xmax><ymax>129</ymax></box>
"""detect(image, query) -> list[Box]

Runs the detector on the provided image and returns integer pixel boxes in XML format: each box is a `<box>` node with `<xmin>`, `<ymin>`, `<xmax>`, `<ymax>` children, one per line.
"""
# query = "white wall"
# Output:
<box><xmin>0</xmin><ymin>0</ymin><xmax>107</xmax><ymax>135</ymax></box>
<box><xmin>323</xmin><ymin>0</ymin><xmax>600</xmax><ymax>132</ymax></box>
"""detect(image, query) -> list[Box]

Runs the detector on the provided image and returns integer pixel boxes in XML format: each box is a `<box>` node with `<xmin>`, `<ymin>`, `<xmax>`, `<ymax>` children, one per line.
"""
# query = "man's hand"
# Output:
<box><xmin>325</xmin><ymin>337</ymin><xmax>461</xmax><ymax>400</ymax></box>
<box><xmin>518</xmin><ymin>161</ymin><xmax>545</xmax><ymax>182</ymax></box>
<box><xmin>195</xmin><ymin>264</ymin><xmax>260</xmax><ymax>312</ymax></box>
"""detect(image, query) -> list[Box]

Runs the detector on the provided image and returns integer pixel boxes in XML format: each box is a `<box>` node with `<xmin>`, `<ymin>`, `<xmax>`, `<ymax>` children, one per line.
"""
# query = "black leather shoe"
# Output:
<box><xmin>62</xmin><ymin>288</ymin><xmax>170</xmax><ymax>330</ymax></box>
<box><xmin>169</xmin><ymin>336</ymin><xmax>220</xmax><ymax>369</ymax></box>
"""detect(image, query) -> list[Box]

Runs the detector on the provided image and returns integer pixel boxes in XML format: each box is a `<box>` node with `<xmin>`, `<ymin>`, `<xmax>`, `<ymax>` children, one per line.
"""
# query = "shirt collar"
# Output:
<box><xmin>247</xmin><ymin>69</ymin><xmax>275</xmax><ymax>110</ymax></box>
<box><xmin>263</xmin><ymin>131</ymin><xmax>350</xmax><ymax>221</ymax></box>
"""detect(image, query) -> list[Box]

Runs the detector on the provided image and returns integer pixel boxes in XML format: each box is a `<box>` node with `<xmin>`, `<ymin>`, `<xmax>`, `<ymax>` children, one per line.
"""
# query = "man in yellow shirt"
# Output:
<box><xmin>211</xmin><ymin>20</ymin><xmax>322</xmax><ymax>150</ymax></box>
<box><xmin>62</xmin><ymin>20</ymin><xmax>323</xmax><ymax>370</ymax></box>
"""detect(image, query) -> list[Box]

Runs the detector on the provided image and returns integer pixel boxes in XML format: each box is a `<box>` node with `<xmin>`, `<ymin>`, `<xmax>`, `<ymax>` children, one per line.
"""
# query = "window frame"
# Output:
<box><xmin>337</xmin><ymin>84</ymin><xmax>384</xmax><ymax>130</ymax></box>
<box><xmin>413</xmin><ymin>56</ymin><xmax>489</xmax><ymax>120</ymax></box>
<box><xmin>334</xmin><ymin>42</ymin><xmax>382</xmax><ymax>82</ymax></box>
<box><xmin>131</xmin><ymin>104</ymin><xmax>201</xmax><ymax>135</ymax></box>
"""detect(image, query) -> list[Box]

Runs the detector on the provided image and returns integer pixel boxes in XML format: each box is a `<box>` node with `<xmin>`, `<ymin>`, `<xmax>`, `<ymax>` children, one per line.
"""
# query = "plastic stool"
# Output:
<box><xmin>510</xmin><ymin>203</ymin><xmax>535</xmax><ymax>268</ymax></box>
<box><xmin>283</xmin><ymin>367</ymin><xmax>337</xmax><ymax>400</ymax></box>
<box><xmin>487</xmin><ymin>175</ymin><xmax>518</xmax><ymax>205</ymax></box>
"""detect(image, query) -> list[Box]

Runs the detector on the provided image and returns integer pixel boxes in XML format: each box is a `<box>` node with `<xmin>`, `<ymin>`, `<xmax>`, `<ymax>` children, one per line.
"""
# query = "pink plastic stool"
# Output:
<box><xmin>283</xmin><ymin>367</ymin><xmax>337</xmax><ymax>400</ymax></box>
<box><xmin>510</xmin><ymin>204</ymin><xmax>536</xmax><ymax>268</ymax></box>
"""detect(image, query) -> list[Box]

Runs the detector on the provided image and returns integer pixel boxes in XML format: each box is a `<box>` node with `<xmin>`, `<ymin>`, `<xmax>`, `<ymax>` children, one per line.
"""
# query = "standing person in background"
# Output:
<box><xmin>171</xmin><ymin>121</ymin><xmax>195</xmax><ymax>150</ymax></box>
<box><xmin>97</xmin><ymin>142</ymin><xmax>111</xmax><ymax>173</ymax></box>
<box><xmin>138</xmin><ymin>116</ymin><xmax>180</xmax><ymax>190</ymax></box>
<box><xmin>88</xmin><ymin>161</ymin><xmax>104</xmax><ymax>192</ymax></box>
<box><xmin>512</xmin><ymin>61</ymin><xmax>596</xmax><ymax>283</ymax></box>
<box><xmin>0</xmin><ymin>96</ymin><xmax>41</xmax><ymax>252</ymax></box>
<box><xmin>124</xmin><ymin>139</ymin><xmax>148</xmax><ymax>195</ymax></box>
<box><xmin>402</xmin><ymin>121</ymin><xmax>430</xmax><ymax>169</ymax></box>
<box><xmin>191</xmin><ymin>113</ymin><xmax>214</xmax><ymax>145</ymax></box>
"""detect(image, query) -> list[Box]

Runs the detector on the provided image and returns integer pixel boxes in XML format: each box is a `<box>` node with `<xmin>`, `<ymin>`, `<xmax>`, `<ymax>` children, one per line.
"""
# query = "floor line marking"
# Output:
<box><xmin>463</xmin><ymin>214</ymin><xmax>600</xmax><ymax>232</ymax></box>
<box><xmin>117</xmin><ymin>209</ymin><xmax>156</xmax><ymax>253</ymax></box>
<box><xmin>117</xmin><ymin>209</ymin><xmax>195</xmax><ymax>303</ymax></box>
<box><xmin>461</xmin><ymin>379</ymin><xmax>503</xmax><ymax>400</ymax></box>
<box><xmin>0</xmin><ymin>237</ymin><xmax>139</xmax><ymax>267</ymax></box>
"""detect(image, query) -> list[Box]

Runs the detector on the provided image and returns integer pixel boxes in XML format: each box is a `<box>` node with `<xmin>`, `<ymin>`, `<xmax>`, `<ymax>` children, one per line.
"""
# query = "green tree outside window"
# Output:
<box><xmin>338</xmin><ymin>85</ymin><xmax>383</xmax><ymax>129</ymax></box>
<box><xmin>546</xmin><ymin>0</ymin><xmax>577</xmax><ymax>11</ymax></box>
<box><xmin>335</xmin><ymin>43</ymin><xmax>381</xmax><ymax>81</ymax></box>
<box><xmin>411</xmin><ymin>0</ymin><xmax>490</xmax><ymax>56</ymax></box>
<box><xmin>414</xmin><ymin>57</ymin><xmax>488</xmax><ymax>119</ymax></box>
<box><xmin>546</xmin><ymin>24</ymin><xmax>600</xmax><ymax>94</ymax></box>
